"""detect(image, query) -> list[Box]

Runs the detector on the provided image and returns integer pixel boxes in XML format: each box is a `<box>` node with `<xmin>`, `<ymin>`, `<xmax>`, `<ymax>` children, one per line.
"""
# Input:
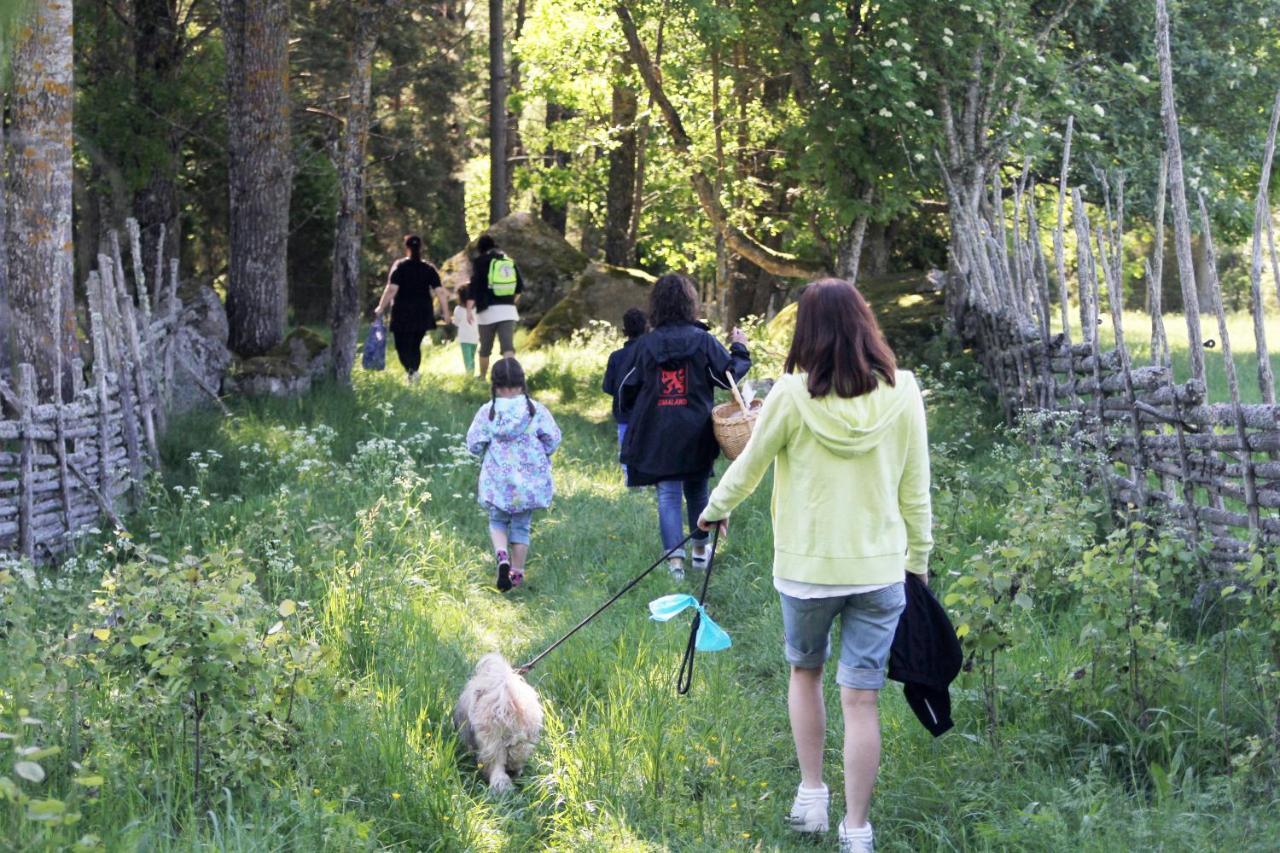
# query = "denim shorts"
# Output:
<box><xmin>487</xmin><ymin>506</ymin><xmax>533</xmax><ymax>545</ymax></box>
<box><xmin>778</xmin><ymin>583</ymin><xmax>906</xmax><ymax>689</ymax></box>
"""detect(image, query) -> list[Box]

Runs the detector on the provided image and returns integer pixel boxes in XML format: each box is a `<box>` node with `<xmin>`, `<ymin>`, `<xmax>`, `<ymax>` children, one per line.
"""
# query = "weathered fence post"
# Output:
<box><xmin>17</xmin><ymin>364</ymin><xmax>37</xmax><ymax>561</ymax></box>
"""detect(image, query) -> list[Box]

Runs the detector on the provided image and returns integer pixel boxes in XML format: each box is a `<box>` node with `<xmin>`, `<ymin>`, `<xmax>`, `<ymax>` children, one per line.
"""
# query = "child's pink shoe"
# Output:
<box><xmin>511</xmin><ymin>569</ymin><xmax>524</xmax><ymax>587</ymax></box>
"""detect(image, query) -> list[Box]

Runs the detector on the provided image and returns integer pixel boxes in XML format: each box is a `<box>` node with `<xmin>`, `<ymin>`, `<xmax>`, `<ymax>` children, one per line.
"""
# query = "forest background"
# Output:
<box><xmin>4</xmin><ymin>0</ymin><xmax>1280</xmax><ymax>364</ymax></box>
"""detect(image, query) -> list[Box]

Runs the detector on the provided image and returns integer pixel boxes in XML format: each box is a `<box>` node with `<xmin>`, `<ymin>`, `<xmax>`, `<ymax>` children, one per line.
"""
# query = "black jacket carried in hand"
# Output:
<box><xmin>888</xmin><ymin>572</ymin><xmax>963</xmax><ymax>737</ymax></box>
<box><xmin>619</xmin><ymin>322</ymin><xmax>751</xmax><ymax>486</ymax></box>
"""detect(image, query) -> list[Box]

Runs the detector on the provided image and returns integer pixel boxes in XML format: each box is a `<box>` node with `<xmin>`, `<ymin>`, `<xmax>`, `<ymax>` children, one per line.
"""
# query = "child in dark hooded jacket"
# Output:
<box><xmin>466</xmin><ymin>357</ymin><xmax>562</xmax><ymax>591</ymax></box>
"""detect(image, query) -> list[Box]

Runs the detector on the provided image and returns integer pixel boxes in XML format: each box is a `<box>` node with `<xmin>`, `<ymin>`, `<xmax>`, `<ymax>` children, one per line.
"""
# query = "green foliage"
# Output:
<box><xmin>4</xmin><ymin>325</ymin><xmax>1280</xmax><ymax>847</ymax></box>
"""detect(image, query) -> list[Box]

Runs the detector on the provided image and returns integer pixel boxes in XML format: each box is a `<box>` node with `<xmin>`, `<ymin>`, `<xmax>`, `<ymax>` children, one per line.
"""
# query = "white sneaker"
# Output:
<box><xmin>838</xmin><ymin>819</ymin><xmax>874</xmax><ymax>853</ymax></box>
<box><xmin>668</xmin><ymin>559</ymin><xmax>685</xmax><ymax>581</ymax></box>
<box><xmin>690</xmin><ymin>544</ymin><xmax>711</xmax><ymax>570</ymax></box>
<box><xmin>786</xmin><ymin>783</ymin><xmax>829</xmax><ymax>833</ymax></box>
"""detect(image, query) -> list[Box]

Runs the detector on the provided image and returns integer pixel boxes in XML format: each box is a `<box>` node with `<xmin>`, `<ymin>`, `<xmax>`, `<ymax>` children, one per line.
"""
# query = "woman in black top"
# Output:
<box><xmin>619</xmin><ymin>273</ymin><xmax>750</xmax><ymax>579</ymax></box>
<box><xmin>374</xmin><ymin>235</ymin><xmax>450</xmax><ymax>382</ymax></box>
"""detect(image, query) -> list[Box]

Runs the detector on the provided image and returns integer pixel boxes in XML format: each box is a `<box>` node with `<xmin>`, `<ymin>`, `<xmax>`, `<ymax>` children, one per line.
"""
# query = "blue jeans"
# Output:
<box><xmin>779</xmin><ymin>584</ymin><xmax>906</xmax><ymax>689</ymax></box>
<box><xmin>655</xmin><ymin>478</ymin><xmax>710</xmax><ymax>559</ymax></box>
<box><xmin>488</xmin><ymin>506</ymin><xmax>533</xmax><ymax>545</ymax></box>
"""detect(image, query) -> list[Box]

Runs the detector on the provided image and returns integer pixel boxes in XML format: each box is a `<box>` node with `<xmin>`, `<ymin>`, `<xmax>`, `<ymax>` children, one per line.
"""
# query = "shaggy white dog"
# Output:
<box><xmin>453</xmin><ymin>653</ymin><xmax>544</xmax><ymax>791</ymax></box>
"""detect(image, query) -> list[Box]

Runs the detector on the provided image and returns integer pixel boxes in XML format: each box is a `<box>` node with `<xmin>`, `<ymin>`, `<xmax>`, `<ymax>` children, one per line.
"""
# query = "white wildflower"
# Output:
<box><xmin>942</xmin><ymin>35</ymin><xmax>954</xmax><ymax>47</ymax></box>
<box><xmin>810</xmin><ymin>12</ymin><xmax>820</xmax><ymax>22</ymax></box>
<box><xmin>1092</xmin><ymin>103</ymin><xmax>1105</xmax><ymax>117</ymax></box>
<box><xmin>886</xmin><ymin>38</ymin><xmax>898</xmax><ymax>47</ymax></box>
<box><xmin>905</xmin><ymin>100</ymin><xmax>917</xmax><ymax>109</ymax></box>
<box><xmin>924</xmin><ymin>108</ymin><xmax>934</xmax><ymax>116</ymax></box>
<box><xmin>880</xmin><ymin>58</ymin><xmax>893</xmax><ymax>67</ymax></box>
<box><xmin>1137</xmin><ymin>74</ymin><xmax>1150</xmax><ymax>84</ymax></box>
<box><xmin>917</xmin><ymin>70</ymin><xmax>928</xmax><ymax>81</ymax></box>
<box><xmin>1014</xmin><ymin>76</ymin><xmax>1027</xmax><ymax>86</ymax></box>
<box><xmin>878</xmin><ymin>107</ymin><xmax>894</xmax><ymax>117</ymax></box>
<box><xmin>944</xmin><ymin>27</ymin><xmax>953</xmax><ymax>36</ymax></box>
<box><xmin>1090</xmin><ymin>64</ymin><xmax>1103</xmax><ymax>74</ymax></box>
<box><xmin>914</xmin><ymin>152</ymin><xmax>926</xmax><ymax>162</ymax></box>
<box><xmin>1122</xmin><ymin>62</ymin><xmax>1137</xmax><ymax>73</ymax></box>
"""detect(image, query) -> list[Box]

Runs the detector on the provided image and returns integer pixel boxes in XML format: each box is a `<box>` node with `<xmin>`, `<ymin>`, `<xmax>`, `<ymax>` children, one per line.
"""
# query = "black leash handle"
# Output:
<box><xmin>518</xmin><ymin>532</ymin><xmax>696</xmax><ymax>674</ymax></box>
<box><xmin>676</xmin><ymin>526</ymin><xmax>721</xmax><ymax>696</ymax></box>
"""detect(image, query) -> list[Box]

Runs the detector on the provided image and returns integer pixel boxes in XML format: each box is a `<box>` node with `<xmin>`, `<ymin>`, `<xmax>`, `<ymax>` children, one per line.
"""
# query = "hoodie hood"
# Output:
<box><xmin>648</xmin><ymin>323</ymin><xmax>706</xmax><ymax>366</ymax></box>
<box><xmin>489</xmin><ymin>395</ymin><xmax>535</xmax><ymax>439</ymax></box>
<box><xmin>781</xmin><ymin>370</ymin><xmax>919</xmax><ymax>457</ymax></box>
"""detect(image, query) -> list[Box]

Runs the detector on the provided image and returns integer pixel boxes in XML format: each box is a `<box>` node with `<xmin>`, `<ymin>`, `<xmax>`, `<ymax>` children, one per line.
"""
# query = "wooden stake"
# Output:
<box><xmin>1199</xmin><ymin>192</ymin><xmax>1260</xmax><ymax>534</ymax></box>
<box><xmin>1156</xmin><ymin>0</ymin><xmax>1206</xmax><ymax>380</ymax></box>
<box><xmin>17</xmin><ymin>365</ymin><xmax>36</xmax><ymax>561</ymax></box>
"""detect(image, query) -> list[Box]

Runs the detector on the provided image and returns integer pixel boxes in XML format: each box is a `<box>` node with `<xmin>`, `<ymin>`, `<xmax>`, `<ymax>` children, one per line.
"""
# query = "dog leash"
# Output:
<box><xmin>516</xmin><ymin>532</ymin><xmax>696</xmax><ymax>674</ymax></box>
<box><xmin>676</xmin><ymin>526</ymin><xmax>721</xmax><ymax>695</ymax></box>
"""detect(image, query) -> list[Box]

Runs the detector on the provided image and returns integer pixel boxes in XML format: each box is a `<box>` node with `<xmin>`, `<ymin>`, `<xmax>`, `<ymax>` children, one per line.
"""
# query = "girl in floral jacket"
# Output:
<box><xmin>466</xmin><ymin>357</ymin><xmax>562</xmax><ymax>591</ymax></box>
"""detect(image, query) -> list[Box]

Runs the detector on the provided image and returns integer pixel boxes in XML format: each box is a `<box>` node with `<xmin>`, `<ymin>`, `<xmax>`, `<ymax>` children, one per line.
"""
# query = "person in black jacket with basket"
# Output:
<box><xmin>620</xmin><ymin>273</ymin><xmax>750</xmax><ymax>579</ymax></box>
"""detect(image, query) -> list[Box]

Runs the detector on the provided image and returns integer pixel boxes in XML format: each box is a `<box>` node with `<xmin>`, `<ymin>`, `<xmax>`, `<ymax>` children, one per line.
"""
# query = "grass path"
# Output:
<box><xmin>143</xmin><ymin>334</ymin><xmax>1276</xmax><ymax>851</ymax></box>
<box><xmin>7</xmin><ymin>323</ymin><xmax>1279</xmax><ymax>850</ymax></box>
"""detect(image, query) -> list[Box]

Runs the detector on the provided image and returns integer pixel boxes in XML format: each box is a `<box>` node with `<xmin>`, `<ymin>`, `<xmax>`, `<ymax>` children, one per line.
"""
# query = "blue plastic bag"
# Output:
<box><xmin>362</xmin><ymin>317</ymin><xmax>387</xmax><ymax>371</ymax></box>
<box><xmin>649</xmin><ymin>593</ymin><xmax>732</xmax><ymax>652</ymax></box>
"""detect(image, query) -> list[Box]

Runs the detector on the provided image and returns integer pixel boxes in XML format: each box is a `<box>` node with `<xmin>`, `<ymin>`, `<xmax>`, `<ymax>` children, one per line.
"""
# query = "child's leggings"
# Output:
<box><xmin>460</xmin><ymin>342</ymin><xmax>477</xmax><ymax>374</ymax></box>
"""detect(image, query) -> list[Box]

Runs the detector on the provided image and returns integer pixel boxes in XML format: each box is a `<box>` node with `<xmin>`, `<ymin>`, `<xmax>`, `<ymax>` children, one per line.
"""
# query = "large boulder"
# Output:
<box><xmin>766</xmin><ymin>270</ymin><xmax>944</xmax><ymax>354</ymax></box>
<box><xmin>526</xmin><ymin>262</ymin><xmax>656</xmax><ymax>348</ymax></box>
<box><xmin>168</xmin><ymin>284</ymin><xmax>233</xmax><ymax>415</ymax></box>
<box><xmin>223</xmin><ymin>328</ymin><xmax>332</xmax><ymax>398</ymax></box>
<box><xmin>439</xmin><ymin>212</ymin><xmax>588</xmax><ymax>326</ymax></box>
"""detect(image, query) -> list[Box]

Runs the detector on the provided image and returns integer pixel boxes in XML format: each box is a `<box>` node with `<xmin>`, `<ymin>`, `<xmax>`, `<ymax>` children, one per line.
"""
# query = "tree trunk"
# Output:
<box><xmin>539</xmin><ymin>102</ymin><xmax>570</xmax><ymax>234</ymax></box>
<box><xmin>0</xmin><ymin>115</ymin><xmax>10</xmax><ymax>378</ymax></box>
<box><xmin>330</xmin><ymin>3</ymin><xmax>379</xmax><ymax>385</ymax></box>
<box><xmin>861</xmin><ymin>219</ymin><xmax>893</xmax><ymax>278</ymax></box>
<box><xmin>488</xmin><ymin>0</ymin><xmax>508</xmax><ymax>223</ymax></box>
<box><xmin>503</xmin><ymin>0</ymin><xmax>527</xmax><ymax>210</ymax></box>
<box><xmin>6</xmin><ymin>0</ymin><xmax>77</xmax><ymax>399</ymax></box>
<box><xmin>604</xmin><ymin>79</ymin><xmax>638</xmax><ymax>266</ymax></box>
<box><xmin>133</xmin><ymin>0</ymin><xmax>183</xmax><ymax>276</ymax></box>
<box><xmin>221</xmin><ymin>0</ymin><xmax>292</xmax><ymax>357</ymax></box>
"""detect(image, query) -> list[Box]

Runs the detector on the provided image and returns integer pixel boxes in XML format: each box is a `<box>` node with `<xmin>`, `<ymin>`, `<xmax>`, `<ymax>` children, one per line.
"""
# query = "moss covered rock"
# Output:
<box><xmin>225</xmin><ymin>328</ymin><xmax>333</xmax><ymax>397</ymax></box>
<box><xmin>527</xmin><ymin>262</ymin><xmax>656</xmax><ymax>348</ymax></box>
<box><xmin>766</xmin><ymin>271</ymin><xmax>944</xmax><ymax>354</ymax></box>
<box><xmin>439</xmin><ymin>212</ymin><xmax>589</xmax><ymax>327</ymax></box>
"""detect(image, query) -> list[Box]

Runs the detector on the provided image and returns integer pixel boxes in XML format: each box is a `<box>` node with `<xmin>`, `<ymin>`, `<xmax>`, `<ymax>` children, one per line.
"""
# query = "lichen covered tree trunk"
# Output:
<box><xmin>6</xmin><ymin>0</ymin><xmax>78</xmax><ymax>399</ymax></box>
<box><xmin>330</xmin><ymin>3</ymin><xmax>379</xmax><ymax>385</ymax></box>
<box><xmin>221</xmin><ymin>0</ymin><xmax>293</xmax><ymax>357</ymax></box>
<box><xmin>604</xmin><ymin>79</ymin><xmax>638</xmax><ymax>266</ymax></box>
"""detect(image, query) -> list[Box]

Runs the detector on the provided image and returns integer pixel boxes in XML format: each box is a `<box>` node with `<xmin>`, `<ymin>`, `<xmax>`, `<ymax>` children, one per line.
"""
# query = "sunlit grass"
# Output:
<box><xmin>4</xmin><ymin>328</ymin><xmax>1278</xmax><ymax>850</ymax></box>
<box><xmin>1055</xmin><ymin>308</ymin><xmax>1280</xmax><ymax>403</ymax></box>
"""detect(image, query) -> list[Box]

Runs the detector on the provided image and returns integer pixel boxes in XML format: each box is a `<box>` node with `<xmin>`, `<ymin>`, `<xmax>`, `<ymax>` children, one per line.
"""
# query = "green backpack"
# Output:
<box><xmin>488</xmin><ymin>255</ymin><xmax>518</xmax><ymax>297</ymax></box>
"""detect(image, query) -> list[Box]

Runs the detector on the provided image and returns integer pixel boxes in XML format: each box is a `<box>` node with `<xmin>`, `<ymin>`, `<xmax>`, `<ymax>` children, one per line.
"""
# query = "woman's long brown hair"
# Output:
<box><xmin>784</xmin><ymin>278</ymin><xmax>897</xmax><ymax>398</ymax></box>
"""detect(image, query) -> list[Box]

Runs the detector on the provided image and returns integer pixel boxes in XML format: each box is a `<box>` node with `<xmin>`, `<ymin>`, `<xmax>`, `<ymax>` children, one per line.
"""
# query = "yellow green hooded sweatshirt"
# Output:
<box><xmin>704</xmin><ymin>370</ymin><xmax>932</xmax><ymax>585</ymax></box>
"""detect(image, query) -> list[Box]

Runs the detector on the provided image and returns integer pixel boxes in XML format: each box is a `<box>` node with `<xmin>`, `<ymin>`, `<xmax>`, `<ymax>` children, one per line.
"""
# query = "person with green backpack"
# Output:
<box><xmin>466</xmin><ymin>234</ymin><xmax>524</xmax><ymax>380</ymax></box>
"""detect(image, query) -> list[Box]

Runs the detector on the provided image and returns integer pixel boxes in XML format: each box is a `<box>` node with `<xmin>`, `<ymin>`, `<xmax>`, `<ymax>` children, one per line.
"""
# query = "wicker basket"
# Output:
<box><xmin>712</xmin><ymin>371</ymin><xmax>762</xmax><ymax>461</ymax></box>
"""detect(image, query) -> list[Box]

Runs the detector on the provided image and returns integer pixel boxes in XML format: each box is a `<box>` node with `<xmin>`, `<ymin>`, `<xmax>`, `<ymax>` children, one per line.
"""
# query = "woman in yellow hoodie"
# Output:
<box><xmin>699</xmin><ymin>279</ymin><xmax>931</xmax><ymax>853</ymax></box>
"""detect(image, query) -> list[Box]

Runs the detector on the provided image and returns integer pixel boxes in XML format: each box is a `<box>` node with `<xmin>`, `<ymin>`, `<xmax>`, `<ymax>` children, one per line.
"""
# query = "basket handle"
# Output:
<box><xmin>725</xmin><ymin>370</ymin><xmax>749</xmax><ymax>415</ymax></box>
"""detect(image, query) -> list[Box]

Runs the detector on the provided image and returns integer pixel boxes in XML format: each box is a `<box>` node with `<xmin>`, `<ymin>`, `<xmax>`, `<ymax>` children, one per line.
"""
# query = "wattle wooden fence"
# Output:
<box><xmin>0</xmin><ymin>220</ymin><xmax>184</xmax><ymax>561</ymax></box>
<box><xmin>947</xmin><ymin>72</ymin><xmax>1280</xmax><ymax>569</ymax></box>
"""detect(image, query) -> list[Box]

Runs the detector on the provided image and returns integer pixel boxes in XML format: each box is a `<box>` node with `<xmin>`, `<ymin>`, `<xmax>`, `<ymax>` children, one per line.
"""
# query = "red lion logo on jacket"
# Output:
<box><xmin>657</xmin><ymin>366</ymin><xmax>688</xmax><ymax>406</ymax></box>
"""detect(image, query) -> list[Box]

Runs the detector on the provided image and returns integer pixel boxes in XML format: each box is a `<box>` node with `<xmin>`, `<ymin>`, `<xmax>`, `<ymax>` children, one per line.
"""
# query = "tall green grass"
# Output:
<box><xmin>1064</xmin><ymin>309</ymin><xmax>1280</xmax><ymax>403</ymax></box>
<box><xmin>2</xmin><ymin>330</ymin><xmax>1278</xmax><ymax>850</ymax></box>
